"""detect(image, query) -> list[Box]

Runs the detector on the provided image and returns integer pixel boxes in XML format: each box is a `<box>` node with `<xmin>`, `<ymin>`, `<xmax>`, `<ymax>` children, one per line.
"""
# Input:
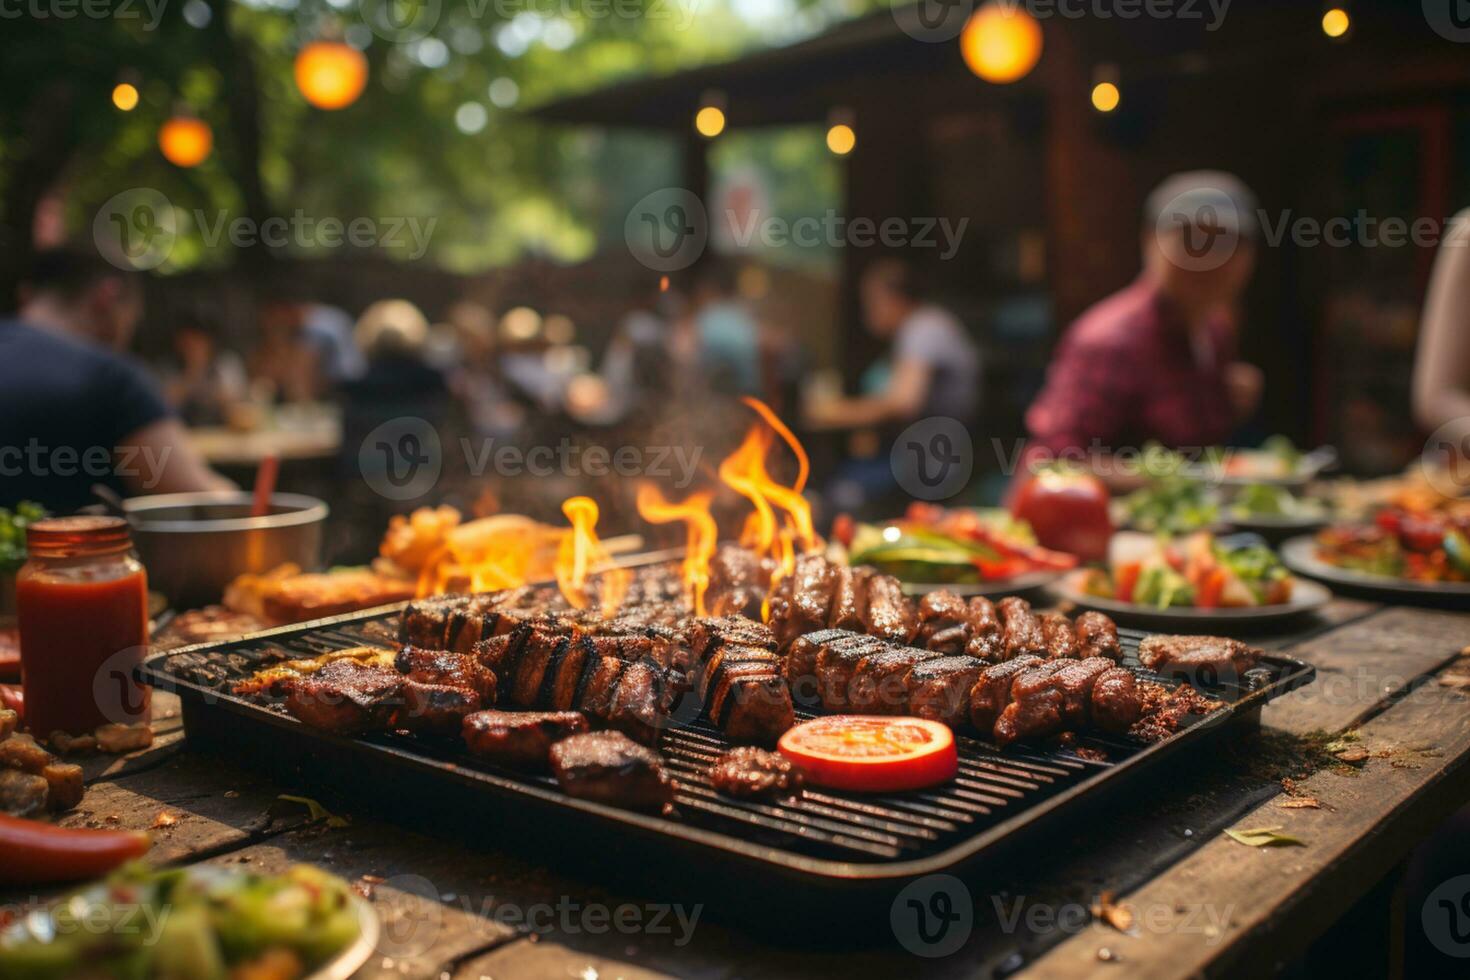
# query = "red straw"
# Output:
<box><xmin>251</xmin><ymin>453</ymin><xmax>279</xmax><ymax>518</ymax></box>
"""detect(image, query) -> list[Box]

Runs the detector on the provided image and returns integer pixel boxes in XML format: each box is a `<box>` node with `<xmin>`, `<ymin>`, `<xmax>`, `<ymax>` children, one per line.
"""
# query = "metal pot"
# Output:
<box><xmin>124</xmin><ymin>492</ymin><xmax>328</xmax><ymax>610</ymax></box>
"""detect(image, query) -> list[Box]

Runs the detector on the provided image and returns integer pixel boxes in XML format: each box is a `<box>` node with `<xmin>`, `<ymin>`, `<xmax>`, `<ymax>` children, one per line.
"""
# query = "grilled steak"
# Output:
<box><xmin>1075</xmin><ymin>611</ymin><xmax>1122</xmax><ymax>661</ymax></box>
<box><xmin>969</xmin><ymin>654</ymin><xmax>1043</xmax><ymax>733</ymax></box>
<box><xmin>1040</xmin><ymin>613</ymin><xmax>1081</xmax><ymax>660</ymax></box>
<box><xmin>462</xmin><ymin>709</ymin><xmax>589</xmax><ymax>770</ymax></box>
<box><xmin>1051</xmin><ymin>657</ymin><xmax>1115</xmax><ymax>727</ymax></box>
<box><xmin>963</xmin><ymin>597</ymin><xmax>1005</xmax><ymax>662</ymax></box>
<box><xmin>1137</xmin><ymin>635</ymin><xmax>1261</xmax><ymax>684</ymax></box>
<box><xmin>847</xmin><ymin>647</ymin><xmax>938</xmax><ymax>715</ymax></box>
<box><xmin>1091</xmin><ymin>667</ymin><xmax>1143</xmax><ymax>733</ymax></box>
<box><xmin>708</xmin><ymin>747</ymin><xmax>804</xmax><ymax>799</ymax></box>
<box><xmin>917</xmin><ymin>590</ymin><xmax>973</xmax><ymax>654</ymax></box>
<box><xmin>993</xmin><ymin>661</ymin><xmax>1070</xmax><ymax>746</ymax></box>
<box><xmin>395</xmin><ymin>646</ymin><xmax>497</xmax><ymax>702</ymax></box>
<box><xmin>907</xmin><ymin>655</ymin><xmax>986</xmax><ymax>728</ymax></box>
<box><xmin>863</xmin><ymin>573</ymin><xmax>918</xmax><ymax>644</ymax></box>
<box><xmin>783</xmin><ymin>627</ymin><xmax>852</xmax><ymax>703</ymax></box>
<box><xmin>814</xmin><ymin>633</ymin><xmax>890</xmax><ymax>711</ymax></box>
<box><xmin>770</xmin><ymin>553</ymin><xmax>840</xmax><ymax>648</ymax></box>
<box><xmin>829</xmin><ymin>565</ymin><xmax>873</xmax><ymax>632</ymax></box>
<box><xmin>400</xmin><ymin>681</ymin><xmax>483</xmax><ymax>734</ymax></box>
<box><xmin>997</xmin><ymin>597</ymin><xmax>1046</xmax><ymax>659</ymax></box>
<box><xmin>283</xmin><ymin>658</ymin><xmax>404</xmax><ymax>734</ymax></box>
<box><xmin>550</xmin><ymin>731</ymin><xmax>674</xmax><ymax>810</ymax></box>
<box><xmin>707</xmin><ymin>545</ymin><xmax>776</xmax><ymax>619</ymax></box>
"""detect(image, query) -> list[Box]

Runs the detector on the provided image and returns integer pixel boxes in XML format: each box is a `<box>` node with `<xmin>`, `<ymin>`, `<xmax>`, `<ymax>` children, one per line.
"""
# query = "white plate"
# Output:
<box><xmin>1224</xmin><ymin>511</ymin><xmax>1329</xmax><ymax>536</ymax></box>
<box><xmin>1280</xmin><ymin>535</ymin><xmax>1470</xmax><ymax>599</ymax></box>
<box><xmin>1052</xmin><ymin>572</ymin><xmax>1332</xmax><ymax>629</ymax></box>
<box><xmin>900</xmin><ymin>569</ymin><xmax>1064</xmax><ymax>598</ymax></box>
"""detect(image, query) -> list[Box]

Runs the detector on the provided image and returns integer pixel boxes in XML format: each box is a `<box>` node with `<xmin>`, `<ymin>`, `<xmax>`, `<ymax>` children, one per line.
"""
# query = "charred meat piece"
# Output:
<box><xmin>1091</xmin><ymin>667</ymin><xmax>1143</xmax><ymax>733</ymax></box>
<box><xmin>550</xmin><ymin>731</ymin><xmax>674</xmax><ymax>810</ymax></box>
<box><xmin>697</xmin><ymin>645</ymin><xmax>782</xmax><ymax>701</ymax></box>
<box><xmin>969</xmin><ymin>654</ymin><xmax>1043</xmax><ymax>733</ymax></box>
<box><xmin>683</xmin><ymin>616</ymin><xmax>777</xmax><ymax>660</ymax></box>
<box><xmin>917</xmin><ymin>591</ymin><xmax>972</xmax><ymax>654</ymax></box>
<box><xmin>395</xmin><ymin>646</ymin><xmax>497</xmax><ymax>702</ymax></box>
<box><xmin>993</xmin><ymin>661</ymin><xmax>1070</xmax><ymax>746</ymax></box>
<box><xmin>771</xmin><ymin>554</ymin><xmax>840</xmax><ymax>648</ymax></box>
<box><xmin>542</xmin><ymin>636</ymin><xmax>592</xmax><ymax>711</ymax></box>
<box><xmin>605</xmin><ymin>658</ymin><xmax>675</xmax><ymax>745</ymax></box>
<box><xmin>829</xmin><ymin>565</ymin><xmax>874</xmax><ymax>632</ymax></box>
<box><xmin>1040</xmin><ymin>613</ymin><xmax>1081</xmax><ymax>660</ymax></box>
<box><xmin>1138</xmin><ymin>635</ymin><xmax>1261</xmax><ymax>684</ymax></box>
<box><xmin>1075</xmin><ymin>611</ymin><xmax>1122</xmax><ymax>661</ymax></box>
<box><xmin>815</xmin><ymin>633</ymin><xmax>891</xmax><ymax>712</ymax></box>
<box><xmin>708</xmin><ymin>747</ymin><xmax>804</xmax><ymax>799</ymax></box>
<box><xmin>848</xmin><ymin>647</ymin><xmax>939</xmax><ymax>715</ymax></box>
<box><xmin>398</xmin><ymin>595</ymin><xmax>475</xmax><ymax>647</ymax></box>
<box><xmin>283</xmin><ymin>659</ymin><xmax>404</xmax><ymax>734</ymax></box>
<box><xmin>707</xmin><ymin>545</ymin><xmax>777</xmax><ymax>619</ymax></box>
<box><xmin>963</xmin><ymin>597</ymin><xmax>1005</xmax><ymax>662</ymax></box>
<box><xmin>709</xmin><ymin>671</ymin><xmax>794</xmax><ymax>745</ymax></box>
<box><xmin>507</xmin><ymin>629</ymin><xmax>571</xmax><ymax>709</ymax></box>
<box><xmin>463</xmin><ymin>709</ymin><xmax>589</xmax><ymax>771</ymax></box>
<box><xmin>575</xmin><ymin>653</ymin><xmax>631</xmax><ymax>723</ymax></box>
<box><xmin>400</xmin><ymin>681</ymin><xmax>483</xmax><ymax>734</ymax></box>
<box><xmin>997</xmin><ymin>597</ymin><xmax>1047</xmax><ymax>660</ymax></box>
<box><xmin>783</xmin><ymin>628</ymin><xmax>854</xmax><ymax>703</ymax></box>
<box><xmin>907</xmin><ymin>656</ymin><xmax>986</xmax><ymax>729</ymax></box>
<box><xmin>1050</xmin><ymin>657</ymin><xmax>1115</xmax><ymax>727</ymax></box>
<box><xmin>863</xmin><ymin>573</ymin><xmax>918</xmax><ymax>644</ymax></box>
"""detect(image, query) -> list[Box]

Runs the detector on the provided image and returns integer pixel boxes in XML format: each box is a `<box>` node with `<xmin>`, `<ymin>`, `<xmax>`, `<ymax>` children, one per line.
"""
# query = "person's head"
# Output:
<box><xmin>859</xmin><ymin>257</ymin><xmax>922</xmax><ymax>337</ymax></box>
<box><xmin>355</xmin><ymin>299</ymin><xmax>429</xmax><ymax>360</ymax></box>
<box><xmin>174</xmin><ymin>308</ymin><xmax>221</xmax><ymax>366</ymax></box>
<box><xmin>691</xmin><ymin>259</ymin><xmax>737</xmax><ymax>307</ymax></box>
<box><xmin>1142</xmin><ymin>171</ymin><xmax>1258</xmax><ymax>314</ymax></box>
<box><xmin>19</xmin><ymin>249</ymin><xmax>143</xmax><ymax>350</ymax></box>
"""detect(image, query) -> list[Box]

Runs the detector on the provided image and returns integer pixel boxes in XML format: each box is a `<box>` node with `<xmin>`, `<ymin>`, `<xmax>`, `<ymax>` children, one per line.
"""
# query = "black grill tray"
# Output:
<box><xmin>140</xmin><ymin>603</ymin><xmax>1313</xmax><ymax>922</ymax></box>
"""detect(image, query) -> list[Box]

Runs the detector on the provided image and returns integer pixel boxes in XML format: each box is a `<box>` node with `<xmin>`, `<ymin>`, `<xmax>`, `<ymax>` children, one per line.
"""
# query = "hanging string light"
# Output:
<box><xmin>960</xmin><ymin>3</ymin><xmax>1043</xmax><ymax>84</ymax></box>
<box><xmin>294</xmin><ymin>39</ymin><xmax>369</xmax><ymax>110</ymax></box>
<box><xmin>1321</xmin><ymin>6</ymin><xmax>1351</xmax><ymax>39</ymax></box>
<box><xmin>695</xmin><ymin>90</ymin><xmax>727</xmax><ymax>139</ymax></box>
<box><xmin>826</xmin><ymin>108</ymin><xmax>855</xmax><ymax>156</ymax></box>
<box><xmin>1090</xmin><ymin>64</ymin><xmax>1120</xmax><ymax>113</ymax></box>
<box><xmin>158</xmin><ymin>114</ymin><xmax>213</xmax><ymax>167</ymax></box>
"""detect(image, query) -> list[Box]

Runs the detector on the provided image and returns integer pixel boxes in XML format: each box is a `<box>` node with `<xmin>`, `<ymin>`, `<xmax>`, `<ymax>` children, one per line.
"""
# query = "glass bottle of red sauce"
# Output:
<box><xmin>15</xmin><ymin>516</ymin><xmax>151</xmax><ymax>737</ymax></box>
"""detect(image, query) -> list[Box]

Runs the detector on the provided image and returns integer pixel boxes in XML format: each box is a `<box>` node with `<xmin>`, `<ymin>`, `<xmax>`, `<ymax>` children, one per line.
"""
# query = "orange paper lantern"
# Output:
<box><xmin>294</xmin><ymin>41</ymin><xmax>368</xmax><ymax>110</ymax></box>
<box><xmin>960</xmin><ymin>5</ymin><xmax>1043</xmax><ymax>84</ymax></box>
<box><xmin>158</xmin><ymin>117</ymin><xmax>213</xmax><ymax>167</ymax></box>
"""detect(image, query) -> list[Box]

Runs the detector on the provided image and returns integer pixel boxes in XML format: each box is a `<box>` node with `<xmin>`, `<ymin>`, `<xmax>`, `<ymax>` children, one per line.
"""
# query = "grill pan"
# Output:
<box><xmin>140</xmin><ymin>601</ymin><xmax>1313</xmax><ymax>920</ymax></box>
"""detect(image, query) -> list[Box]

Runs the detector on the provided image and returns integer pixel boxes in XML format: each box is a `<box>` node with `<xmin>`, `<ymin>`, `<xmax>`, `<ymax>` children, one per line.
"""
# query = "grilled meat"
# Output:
<box><xmin>462</xmin><ymin>709</ymin><xmax>589</xmax><ymax>770</ymax></box>
<box><xmin>1051</xmin><ymin>657</ymin><xmax>1115</xmax><ymax>727</ymax></box>
<box><xmin>963</xmin><ymin>597</ymin><xmax>1005</xmax><ymax>662</ymax></box>
<box><xmin>395</xmin><ymin>646</ymin><xmax>497</xmax><ymax>702</ymax></box>
<box><xmin>701</xmin><ymin>643</ymin><xmax>793</xmax><ymax>745</ymax></box>
<box><xmin>1091</xmin><ymin>667</ymin><xmax>1143</xmax><ymax>733</ymax></box>
<box><xmin>907</xmin><ymin>655</ymin><xmax>986</xmax><ymax>728</ymax></box>
<box><xmin>829</xmin><ymin>565</ymin><xmax>873</xmax><ymax>632</ymax></box>
<box><xmin>708</xmin><ymin>747</ymin><xmax>804</xmax><ymax>799</ymax></box>
<box><xmin>770</xmin><ymin>553</ymin><xmax>840</xmax><ymax>648</ymax></box>
<box><xmin>916</xmin><ymin>590</ymin><xmax>973</xmax><ymax>654</ymax></box>
<box><xmin>283</xmin><ymin>658</ymin><xmax>405</xmax><ymax>734</ymax></box>
<box><xmin>997</xmin><ymin>597</ymin><xmax>1046</xmax><ymax>659</ymax></box>
<box><xmin>400</xmin><ymin>681</ymin><xmax>482</xmax><ymax>734</ymax></box>
<box><xmin>0</xmin><ymin>769</ymin><xmax>49</xmax><ymax>818</ymax></box>
<box><xmin>814</xmin><ymin>632</ymin><xmax>891</xmax><ymax>712</ymax></box>
<box><xmin>1040</xmin><ymin>613</ymin><xmax>1081</xmax><ymax>660</ymax></box>
<box><xmin>968</xmin><ymin>654</ymin><xmax>1044</xmax><ymax>733</ymax></box>
<box><xmin>994</xmin><ymin>661</ymin><xmax>1070</xmax><ymax>745</ymax></box>
<box><xmin>863</xmin><ymin>573</ymin><xmax>918</xmax><ymax>644</ymax></box>
<box><xmin>783</xmin><ymin>628</ymin><xmax>851</xmax><ymax>704</ymax></box>
<box><xmin>550</xmin><ymin>731</ymin><xmax>674</xmax><ymax>810</ymax></box>
<box><xmin>848</xmin><ymin>647</ymin><xmax>939</xmax><ymax>715</ymax></box>
<box><xmin>1137</xmin><ymin>635</ymin><xmax>1261</xmax><ymax>684</ymax></box>
<box><xmin>1075</xmin><ymin>611</ymin><xmax>1122</xmax><ymax>661</ymax></box>
<box><xmin>707</xmin><ymin>545</ymin><xmax>777</xmax><ymax>619</ymax></box>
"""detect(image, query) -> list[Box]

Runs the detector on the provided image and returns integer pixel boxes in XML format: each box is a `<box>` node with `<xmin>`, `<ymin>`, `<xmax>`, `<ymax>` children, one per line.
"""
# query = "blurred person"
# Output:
<box><xmin>1024</xmin><ymin>171</ymin><xmax>1262</xmax><ymax>481</ymax></box>
<box><xmin>1412</xmin><ymin>207</ymin><xmax>1470</xmax><ymax>459</ymax></box>
<box><xmin>250</xmin><ymin>301</ymin><xmax>319</xmax><ymax>403</ymax></box>
<box><xmin>340</xmin><ymin>300</ymin><xmax>451</xmax><ymax>473</ymax></box>
<box><xmin>594</xmin><ymin>282</ymin><xmax>677</xmax><ymax>426</ymax></box>
<box><xmin>255</xmin><ymin>299</ymin><xmax>364</xmax><ymax>401</ymax></box>
<box><xmin>162</xmin><ymin>309</ymin><xmax>247</xmax><ymax>427</ymax></box>
<box><xmin>445</xmin><ymin>300</ymin><xmax>523</xmax><ymax>437</ymax></box>
<box><xmin>1</xmin><ymin>249</ymin><xmax>232</xmax><ymax>512</ymax></box>
<box><xmin>685</xmin><ymin>260</ymin><xmax>760</xmax><ymax>396</ymax></box>
<box><xmin>804</xmin><ymin>258</ymin><xmax>980</xmax><ymax>431</ymax></box>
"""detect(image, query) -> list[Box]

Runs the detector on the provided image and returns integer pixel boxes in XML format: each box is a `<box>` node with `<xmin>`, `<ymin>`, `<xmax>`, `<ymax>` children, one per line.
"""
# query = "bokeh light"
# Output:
<box><xmin>1321</xmin><ymin>8</ymin><xmax>1350</xmax><ymax>39</ymax></box>
<box><xmin>960</xmin><ymin>5</ymin><xmax>1043</xmax><ymax>84</ymax></box>
<box><xmin>294</xmin><ymin>41</ymin><xmax>369</xmax><ymax>110</ymax></box>
<box><xmin>695</xmin><ymin>105</ymin><xmax>726</xmax><ymax>138</ymax></box>
<box><xmin>111</xmin><ymin>83</ymin><xmax>139</xmax><ymax>111</ymax></box>
<box><xmin>1091</xmin><ymin>81</ymin><xmax>1120</xmax><ymax>112</ymax></box>
<box><xmin>158</xmin><ymin>116</ymin><xmax>213</xmax><ymax>167</ymax></box>
<box><xmin>826</xmin><ymin>123</ymin><xmax>856</xmax><ymax>155</ymax></box>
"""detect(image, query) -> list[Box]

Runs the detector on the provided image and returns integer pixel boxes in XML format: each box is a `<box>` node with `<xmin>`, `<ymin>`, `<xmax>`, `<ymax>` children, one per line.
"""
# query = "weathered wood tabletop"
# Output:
<box><xmin>5</xmin><ymin>597</ymin><xmax>1468</xmax><ymax>979</ymax></box>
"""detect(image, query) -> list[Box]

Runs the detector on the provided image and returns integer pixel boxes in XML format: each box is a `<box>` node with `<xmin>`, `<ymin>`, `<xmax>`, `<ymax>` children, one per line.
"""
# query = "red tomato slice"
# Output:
<box><xmin>777</xmin><ymin>716</ymin><xmax>958</xmax><ymax>793</ymax></box>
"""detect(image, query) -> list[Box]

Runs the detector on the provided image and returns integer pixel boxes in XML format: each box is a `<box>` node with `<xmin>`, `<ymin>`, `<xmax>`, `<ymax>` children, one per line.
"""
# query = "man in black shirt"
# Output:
<box><xmin>1</xmin><ymin>250</ymin><xmax>231</xmax><ymax>513</ymax></box>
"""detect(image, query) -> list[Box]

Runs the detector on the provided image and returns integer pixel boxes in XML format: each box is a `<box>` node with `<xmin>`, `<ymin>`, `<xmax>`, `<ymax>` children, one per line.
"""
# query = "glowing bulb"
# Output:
<box><xmin>294</xmin><ymin>41</ymin><xmax>369</xmax><ymax>110</ymax></box>
<box><xmin>158</xmin><ymin>117</ymin><xmax>213</xmax><ymax>168</ymax></box>
<box><xmin>111</xmin><ymin>83</ymin><xmax>139</xmax><ymax>112</ymax></box>
<box><xmin>882</xmin><ymin>525</ymin><xmax>902</xmax><ymax>543</ymax></box>
<box><xmin>1321</xmin><ymin>8</ymin><xmax>1349</xmax><ymax>38</ymax></box>
<box><xmin>695</xmin><ymin>105</ymin><xmax>725</xmax><ymax>138</ymax></box>
<box><xmin>826</xmin><ymin>123</ymin><xmax>856</xmax><ymax>155</ymax></box>
<box><xmin>1091</xmin><ymin>81</ymin><xmax>1120</xmax><ymax>112</ymax></box>
<box><xmin>960</xmin><ymin>5</ymin><xmax>1043</xmax><ymax>84</ymax></box>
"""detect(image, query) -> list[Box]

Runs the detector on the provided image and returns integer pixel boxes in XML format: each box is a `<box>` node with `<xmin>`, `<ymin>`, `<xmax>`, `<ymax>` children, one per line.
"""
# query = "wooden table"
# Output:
<box><xmin>6</xmin><ymin>598</ymin><xmax>1468</xmax><ymax>978</ymax></box>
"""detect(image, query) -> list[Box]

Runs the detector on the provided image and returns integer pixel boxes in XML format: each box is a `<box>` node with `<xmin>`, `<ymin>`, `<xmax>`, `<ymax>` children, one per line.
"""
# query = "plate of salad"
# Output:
<box><xmin>1222</xmin><ymin>483</ymin><xmax>1330</xmax><ymax>537</ymax></box>
<box><xmin>843</xmin><ymin>504</ymin><xmax>1077</xmax><ymax>596</ymax></box>
<box><xmin>1057</xmin><ymin>531</ymin><xmax>1330</xmax><ymax>627</ymax></box>
<box><xmin>1281</xmin><ymin>506</ymin><xmax>1470</xmax><ymax>598</ymax></box>
<box><xmin>1183</xmin><ymin>437</ymin><xmax>1337</xmax><ymax>489</ymax></box>
<box><xmin>0</xmin><ymin>862</ymin><xmax>376</xmax><ymax>979</ymax></box>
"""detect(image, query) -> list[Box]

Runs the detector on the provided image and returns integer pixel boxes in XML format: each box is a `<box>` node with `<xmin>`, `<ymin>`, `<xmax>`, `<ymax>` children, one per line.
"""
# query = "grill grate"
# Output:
<box><xmin>145</xmin><ymin>608</ymin><xmax>1312</xmax><ymax>872</ymax></box>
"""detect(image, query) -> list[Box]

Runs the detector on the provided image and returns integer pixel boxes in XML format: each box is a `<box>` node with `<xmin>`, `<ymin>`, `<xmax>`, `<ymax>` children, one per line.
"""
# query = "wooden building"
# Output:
<box><xmin>535</xmin><ymin>1</ymin><xmax>1470</xmax><ymax>475</ymax></box>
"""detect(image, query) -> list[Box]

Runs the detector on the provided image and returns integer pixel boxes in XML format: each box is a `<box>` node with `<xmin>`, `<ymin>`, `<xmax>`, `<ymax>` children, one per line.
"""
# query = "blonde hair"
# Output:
<box><xmin>355</xmin><ymin>299</ymin><xmax>429</xmax><ymax>355</ymax></box>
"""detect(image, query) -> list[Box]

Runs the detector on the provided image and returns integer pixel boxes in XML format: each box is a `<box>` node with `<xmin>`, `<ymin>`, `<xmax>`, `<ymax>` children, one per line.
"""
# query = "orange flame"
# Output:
<box><xmin>636</xmin><ymin>483</ymin><xmax>717</xmax><ymax>616</ymax></box>
<box><xmin>555</xmin><ymin>496</ymin><xmax>629</xmax><ymax>616</ymax></box>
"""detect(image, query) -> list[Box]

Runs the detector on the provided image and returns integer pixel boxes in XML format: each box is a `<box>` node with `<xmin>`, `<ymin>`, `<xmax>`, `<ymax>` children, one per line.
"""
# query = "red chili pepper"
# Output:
<box><xmin>0</xmin><ymin>814</ymin><xmax>150</xmax><ymax>885</ymax></box>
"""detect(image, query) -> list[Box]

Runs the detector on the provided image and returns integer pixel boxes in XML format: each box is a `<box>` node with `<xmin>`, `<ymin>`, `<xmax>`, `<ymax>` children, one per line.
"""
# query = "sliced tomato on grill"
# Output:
<box><xmin>777</xmin><ymin>716</ymin><xmax>958</xmax><ymax>793</ymax></box>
